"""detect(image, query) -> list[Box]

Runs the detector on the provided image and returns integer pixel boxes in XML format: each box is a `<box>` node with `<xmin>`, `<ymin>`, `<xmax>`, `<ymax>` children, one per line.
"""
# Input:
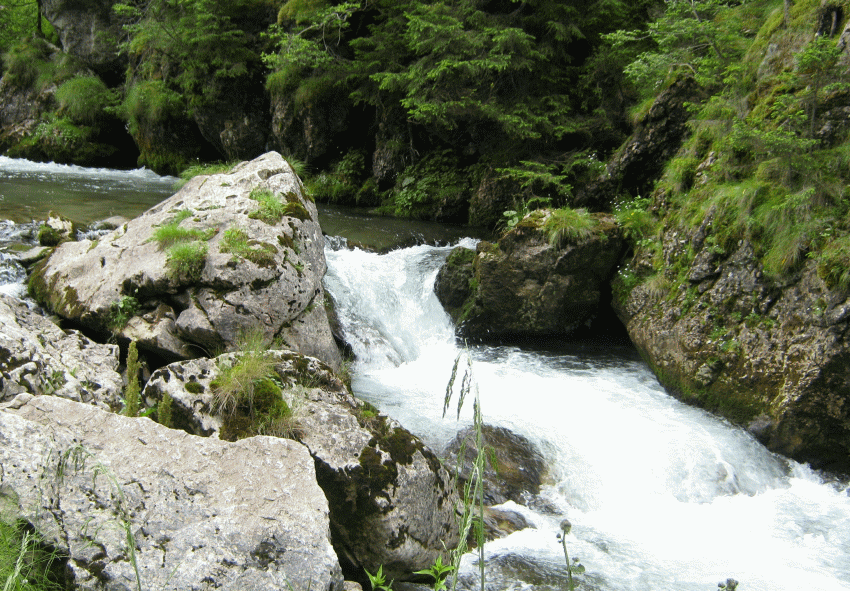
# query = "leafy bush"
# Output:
<box><xmin>108</xmin><ymin>295</ymin><xmax>140</xmax><ymax>330</ymax></box>
<box><xmin>305</xmin><ymin>150</ymin><xmax>365</xmax><ymax>204</ymax></box>
<box><xmin>390</xmin><ymin>151</ymin><xmax>471</xmax><ymax>219</ymax></box>
<box><xmin>122</xmin><ymin>80</ymin><xmax>183</xmax><ymax>134</ymax></box>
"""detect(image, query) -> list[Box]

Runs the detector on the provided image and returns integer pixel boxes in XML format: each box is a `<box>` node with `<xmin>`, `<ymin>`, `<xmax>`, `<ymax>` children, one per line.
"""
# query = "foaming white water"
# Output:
<box><xmin>0</xmin><ymin>156</ymin><xmax>175</xmax><ymax>183</ymax></box>
<box><xmin>324</xmin><ymin>240</ymin><xmax>850</xmax><ymax>591</ymax></box>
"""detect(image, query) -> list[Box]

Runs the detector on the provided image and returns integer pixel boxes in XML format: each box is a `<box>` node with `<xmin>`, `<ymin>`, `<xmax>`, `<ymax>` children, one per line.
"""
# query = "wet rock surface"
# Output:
<box><xmin>615</xmin><ymin>238</ymin><xmax>850</xmax><ymax>473</ymax></box>
<box><xmin>435</xmin><ymin>211</ymin><xmax>624</xmax><ymax>341</ymax></box>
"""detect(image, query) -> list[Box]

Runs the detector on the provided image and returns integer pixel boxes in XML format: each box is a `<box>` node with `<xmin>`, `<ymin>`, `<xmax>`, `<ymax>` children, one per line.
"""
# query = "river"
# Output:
<box><xmin>1</xmin><ymin>157</ymin><xmax>849</xmax><ymax>591</ymax></box>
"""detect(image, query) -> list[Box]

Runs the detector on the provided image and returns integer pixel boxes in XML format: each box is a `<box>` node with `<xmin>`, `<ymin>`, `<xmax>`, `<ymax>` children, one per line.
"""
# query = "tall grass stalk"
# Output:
<box><xmin>443</xmin><ymin>350</ymin><xmax>485</xmax><ymax>591</ymax></box>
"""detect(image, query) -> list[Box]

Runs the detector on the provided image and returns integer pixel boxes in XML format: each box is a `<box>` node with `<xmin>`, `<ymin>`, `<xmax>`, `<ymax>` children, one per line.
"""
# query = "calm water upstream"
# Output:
<box><xmin>2</xmin><ymin>157</ymin><xmax>849</xmax><ymax>591</ymax></box>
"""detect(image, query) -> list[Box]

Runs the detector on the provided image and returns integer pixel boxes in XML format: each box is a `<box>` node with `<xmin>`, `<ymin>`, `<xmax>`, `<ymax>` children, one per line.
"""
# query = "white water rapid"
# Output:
<box><xmin>324</xmin><ymin>239</ymin><xmax>850</xmax><ymax>591</ymax></box>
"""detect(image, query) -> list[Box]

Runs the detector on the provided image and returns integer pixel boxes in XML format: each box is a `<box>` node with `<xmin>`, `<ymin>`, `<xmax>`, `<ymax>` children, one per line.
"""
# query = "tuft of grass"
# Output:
<box><xmin>817</xmin><ymin>234</ymin><xmax>850</xmax><ymax>291</ymax></box>
<box><xmin>166</xmin><ymin>241</ymin><xmax>208</xmax><ymax>282</ymax></box>
<box><xmin>220</xmin><ymin>228</ymin><xmax>278</xmax><ymax>267</ymax></box>
<box><xmin>211</xmin><ymin>331</ymin><xmax>277</xmax><ymax>416</ymax></box>
<box><xmin>151</xmin><ymin>211</ymin><xmax>212</xmax><ymax>247</ymax></box>
<box><xmin>248</xmin><ymin>188</ymin><xmax>286</xmax><ymax>224</ymax></box>
<box><xmin>543</xmin><ymin>207</ymin><xmax>597</xmax><ymax>248</ymax></box>
<box><xmin>211</xmin><ymin>332</ymin><xmax>304</xmax><ymax>441</ymax></box>
<box><xmin>174</xmin><ymin>161</ymin><xmax>237</xmax><ymax>189</ymax></box>
<box><xmin>0</xmin><ymin>517</ymin><xmax>67</xmax><ymax>591</ymax></box>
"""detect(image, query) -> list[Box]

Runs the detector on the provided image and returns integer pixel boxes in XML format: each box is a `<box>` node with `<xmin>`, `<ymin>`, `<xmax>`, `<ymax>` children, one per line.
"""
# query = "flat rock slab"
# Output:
<box><xmin>0</xmin><ymin>394</ymin><xmax>343</xmax><ymax>591</ymax></box>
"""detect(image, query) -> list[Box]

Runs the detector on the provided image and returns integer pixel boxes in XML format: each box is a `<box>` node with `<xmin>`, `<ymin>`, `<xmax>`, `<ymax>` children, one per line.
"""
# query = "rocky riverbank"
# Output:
<box><xmin>0</xmin><ymin>153</ymin><xmax>472</xmax><ymax>589</ymax></box>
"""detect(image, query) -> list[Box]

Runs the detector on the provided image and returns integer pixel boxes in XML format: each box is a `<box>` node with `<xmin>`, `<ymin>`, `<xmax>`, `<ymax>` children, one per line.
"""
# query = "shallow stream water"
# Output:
<box><xmin>2</xmin><ymin>157</ymin><xmax>849</xmax><ymax>591</ymax></box>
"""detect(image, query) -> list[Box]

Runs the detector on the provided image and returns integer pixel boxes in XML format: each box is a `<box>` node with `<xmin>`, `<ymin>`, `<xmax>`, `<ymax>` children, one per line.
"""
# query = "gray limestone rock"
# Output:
<box><xmin>142</xmin><ymin>350</ymin><xmax>460</xmax><ymax>581</ymax></box>
<box><xmin>0</xmin><ymin>294</ymin><xmax>122</xmax><ymax>408</ymax></box>
<box><xmin>0</xmin><ymin>394</ymin><xmax>343</xmax><ymax>591</ymax></box>
<box><xmin>30</xmin><ymin>152</ymin><xmax>341</xmax><ymax>369</ymax></box>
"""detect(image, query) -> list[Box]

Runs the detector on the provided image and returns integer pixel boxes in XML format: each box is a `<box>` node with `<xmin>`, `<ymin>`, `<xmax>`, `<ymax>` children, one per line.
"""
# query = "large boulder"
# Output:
<box><xmin>435</xmin><ymin>210</ymin><xmax>624</xmax><ymax>340</ymax></box>
<box><xmin>0</xmin><ymin>394</ymin><xmax>343</xmax><ymax>591</ymax></box>
<box><xmin>28</xmin><ymin>152</ymin><xmax>342</xmax><ymax>369</ymax></box>
<box><xmin>142</xmin><ymin>350</ymin><xmax>460</xmax><ymax>580</ymax></box>
<box><xmin>41</xmin><ymin>0</ymin><xmax>125</xmax><ymax>78</ymax></box>
<box><xmin>0</xmin><ymin>294</ymin><xmax>122</xmax><ymax>408</ymax></box>
<box><xmin>614</xmin><ymin>238</ymin><xmax>850</xmax><ymax>473</ymax></box>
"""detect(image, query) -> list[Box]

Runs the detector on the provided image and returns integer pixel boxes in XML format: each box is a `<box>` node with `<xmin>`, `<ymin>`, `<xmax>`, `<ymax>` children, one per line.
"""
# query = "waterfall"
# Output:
<box><xmin>324</xmin><ymin>238</ymin><xmax>850</xmax><ymax>591</ymax></box>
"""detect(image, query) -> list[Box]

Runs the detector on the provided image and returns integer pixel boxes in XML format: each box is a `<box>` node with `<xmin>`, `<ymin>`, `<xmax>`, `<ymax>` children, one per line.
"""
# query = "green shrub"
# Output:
<box><xmin>390</xmin><ymin>151</ymin><xmax>472</xmax><ymax>219</ymax></box>
<box><xmin>56</xmin><ymin>76</ymin><xmax>118</xmax><ymax>125</ymax></box>
<box><xmin>122</xmin><ymin>80</ymin><xmax>183</xmax><ymax>134</ymax></box>
<box><xmin>305</xmin><ymin>150</ymin><xmax>365</xmax><ymax>204</ymax></box>
<box><xmin>108</xmin><ymin>295</ymin><xmax>140</xmax><ymax>330</ymax></box>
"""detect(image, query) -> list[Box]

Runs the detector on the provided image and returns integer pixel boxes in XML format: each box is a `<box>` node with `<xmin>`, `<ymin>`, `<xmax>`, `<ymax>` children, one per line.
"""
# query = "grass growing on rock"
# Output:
<box><xmin>0</xmin><ymin>513</ymin><xmax>67</xmax><ymax>591</ymax></box>
<box><xmin>248</xmin><ymin>188</ymin><xmax>313</xmax><ymax>224</ymax></box>
<box><xmin>543</xmin><ymin>207</ymin><xmax>597</xmax><ymax>247</ymax></box>
<box><xmin>211</xmin><ymin>333</ymin><xmax>302</xmax><ymax>441</ymax></box>
<box><xmin>166</xmin><ymin>241</ymin><xmax>208</xmax><ymax>282</ymax></box>
<box><xmin>151</xmin><ymin>210</ymin><xmax>216</xmax><ymax>282</ymax></box>
<box><xmin>220</xmin><ymin>228</ymin><xmax>278</xmax><ymax>267</ymax></box>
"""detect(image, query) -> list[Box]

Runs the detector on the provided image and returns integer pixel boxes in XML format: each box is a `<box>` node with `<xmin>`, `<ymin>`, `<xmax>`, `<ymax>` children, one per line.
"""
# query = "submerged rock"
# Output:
<box><xmin>29</xmin><ymin>152</ymin><xmax>341</xmax><ymax>369</ymax></box>
<box><xmin>143</xmin><ymin>350</ymin><xmax>460</xmax><ymax>580</ymax></box>
<box><xmin>0</xmin><ymin>394</ymin><xmax>343</xmax><ymax>591</ymax></box>
<box><xmin>435</xmin><ymin>210</ymin><xmax>623</xmax><ymax>340</ymax></box>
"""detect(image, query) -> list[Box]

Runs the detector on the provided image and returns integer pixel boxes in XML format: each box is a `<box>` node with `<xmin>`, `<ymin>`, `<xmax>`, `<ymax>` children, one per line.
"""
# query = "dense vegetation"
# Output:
<box><xmin>1</xmin><ymin>0</ymin><xmax>849</xmax><ymax>268</ymax></box>
<box><xmin>1</xmin><ymin>0</ymin><xmax>654</xmax><ymax>219</ymax></box>
<box><xmin>611</xmin><ymin>0</ymin><xmax>850</xmax><ymax>295</ymax></box>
